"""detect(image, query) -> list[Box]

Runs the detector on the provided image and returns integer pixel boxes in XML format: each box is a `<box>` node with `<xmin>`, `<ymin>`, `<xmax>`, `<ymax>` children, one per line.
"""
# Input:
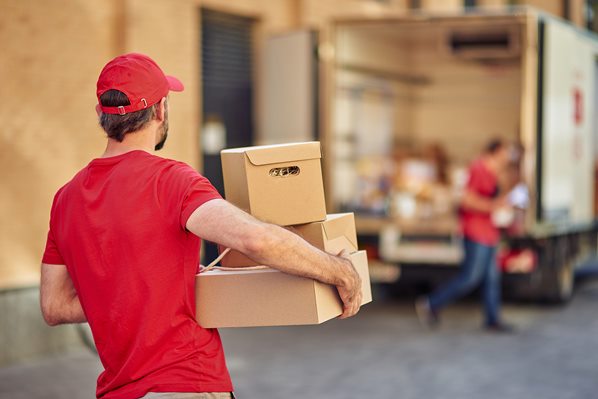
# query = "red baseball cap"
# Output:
<box><xmin>97</xmin><ymin>53</ymin><xmax>184</xmax><ymax>115</ymax></box>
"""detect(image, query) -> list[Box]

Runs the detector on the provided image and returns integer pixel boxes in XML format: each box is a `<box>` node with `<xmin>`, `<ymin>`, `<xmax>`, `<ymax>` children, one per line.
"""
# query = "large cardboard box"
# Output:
<box><xmin>220</xmin><ymin>142</ymin><xmax>327</xmax><ymax>226</ymax></box>
<box><xmin>219</xmin><ymin>213</ymin><xmax>358</xmax><ymax>268</ymax></box>
<box><xmin>196</xmin><ymin>251</ymin><xmax>372</xmax><ymax>328</ymax></box>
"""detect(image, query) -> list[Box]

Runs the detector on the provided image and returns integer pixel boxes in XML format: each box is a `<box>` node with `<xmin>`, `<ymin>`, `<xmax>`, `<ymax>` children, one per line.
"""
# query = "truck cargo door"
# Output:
<box><xmin>537</xmin><ymin>19</ymin><xmax>597</xmax><ymax>224</ymax></box>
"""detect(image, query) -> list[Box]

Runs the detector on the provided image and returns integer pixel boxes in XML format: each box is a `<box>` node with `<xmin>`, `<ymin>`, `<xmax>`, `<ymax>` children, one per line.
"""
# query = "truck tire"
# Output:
<box><xmin>539</xmin><ymin>237</ymin><xmax>574</xmax><ymax>304</ymax></box>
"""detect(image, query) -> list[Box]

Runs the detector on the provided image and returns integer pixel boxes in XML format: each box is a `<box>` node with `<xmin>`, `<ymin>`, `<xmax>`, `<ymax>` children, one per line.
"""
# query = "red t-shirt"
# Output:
<box><xmin>42</xmin><ymin>150</ymin><xmax>232</xmax><ymax>399</ymax></box>
<box><xmin>460</xmin><ymin>159</ymin><xmax>500</xmax><ymax>246</ymax></box>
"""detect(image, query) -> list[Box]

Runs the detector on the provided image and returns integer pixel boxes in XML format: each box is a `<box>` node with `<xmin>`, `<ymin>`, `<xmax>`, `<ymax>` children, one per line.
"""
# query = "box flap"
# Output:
<box><xmin>326</xmin><ymin>236</ymin><xmax>356</xmax><ymax>255</ymax></box>
<box><xmin>322</xmin><ymin>213</ymin><xmax>358</xmax><ymax>250</ymax></box>
<box><xmin>243</xmin><ymin>142</ymin><xmax>322</xmax><ymax>166</ymax></box>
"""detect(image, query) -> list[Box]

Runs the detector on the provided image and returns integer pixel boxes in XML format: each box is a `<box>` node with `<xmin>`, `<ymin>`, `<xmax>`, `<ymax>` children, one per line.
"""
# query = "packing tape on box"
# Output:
<box><xmin>217</xmin><ymin>266</ymin><xmax>269</xmax><ymax>271</ymax></box>
<box><xmin>200</xmin><ymin>248</ymin><xmax>231</xmax><ymax>273</ymax></box>
<box><xmin>199</xmin><ymin>248</ymin><xmax>268</xmax><ymax>273</ymax></box>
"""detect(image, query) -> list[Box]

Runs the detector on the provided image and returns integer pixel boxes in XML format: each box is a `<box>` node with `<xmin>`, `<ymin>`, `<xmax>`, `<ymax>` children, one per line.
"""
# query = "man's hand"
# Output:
<box><xmin>335</xmin><ymin>250</ymin><xmax>362</xmax><ymax>319</ymax></box>
<box><xmin>491</xmin><ymin>194</ymin><xmax>510</xmax><ymax>211</ymax></box>
<box><xmin>462</xmin><ymin>189</ymin><xmax>508</xmax><ymax>214</ymax></box>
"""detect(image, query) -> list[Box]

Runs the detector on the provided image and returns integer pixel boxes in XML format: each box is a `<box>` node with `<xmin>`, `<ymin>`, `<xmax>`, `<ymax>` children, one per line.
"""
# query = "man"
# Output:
<box><xmin>40</xmin><ymin>53</ymin><xmax>362</xmax><ymax>399</ymax></box>
<box><xmin>416</xmin><ymin>139</ymin><xmax>512</xmax><ymax>332</ymax></box>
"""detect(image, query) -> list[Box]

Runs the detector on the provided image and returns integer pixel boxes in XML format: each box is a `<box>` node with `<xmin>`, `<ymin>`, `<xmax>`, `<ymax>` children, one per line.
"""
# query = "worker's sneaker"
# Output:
<box><xmin>484</xmin><ymin>322</ymin><xmax>516</xmax><ymax>334</ymax></box>
<box><xmin>415</xmin><ymin>297</ymin><xmax>440</xmax><ymax>329</ymax></box>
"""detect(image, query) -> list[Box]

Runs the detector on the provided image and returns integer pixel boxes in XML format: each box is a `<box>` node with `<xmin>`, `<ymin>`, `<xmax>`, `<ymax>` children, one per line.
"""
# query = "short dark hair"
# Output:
<box><xmin>98</xmin><ymin>90</ymin><xmax>158</xmax><ymax>142</ymax></box>
<box><xmin>485</xmin><ymin>138</ymin><xmax>505</xmax><ymax>155</ymax></box>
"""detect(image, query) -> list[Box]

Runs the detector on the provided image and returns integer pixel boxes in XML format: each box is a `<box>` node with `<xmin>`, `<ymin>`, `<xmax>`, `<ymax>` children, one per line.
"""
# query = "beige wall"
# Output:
<box><xmin>0</xmin><ymin>0</ymin><xmax>118</xmax><ymax>288</ymax></box>
<box><xmin>421</xmin><ymin>0</ymin><xmax>463</xmax><ymax>12</ymax></box>
<box><xmin>125</xmin><ymin>0</ymin><xmax>201</xmax><ymax>167</ymax></box>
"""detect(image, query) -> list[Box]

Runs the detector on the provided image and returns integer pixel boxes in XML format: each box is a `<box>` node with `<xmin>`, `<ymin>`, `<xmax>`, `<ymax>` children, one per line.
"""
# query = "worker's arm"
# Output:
<box><xmin>40</xmin><ymin>264</ymin><xmax>86</xmax><ymax>326</ymax></box>
<box><xmin>461</xmin><ymin>189</ymin><xmax>506</xmax><ymax>213</ymax></box>
<box><xmin>186</xmin><ymin>199</ymin><xmax>362</xmax><ymax>318</ymax></box>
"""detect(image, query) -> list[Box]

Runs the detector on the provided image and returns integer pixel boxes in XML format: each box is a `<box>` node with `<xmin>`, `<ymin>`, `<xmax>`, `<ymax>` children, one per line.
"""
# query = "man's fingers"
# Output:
<box><xmin>337</xmin><ymin>260</ymin><xmax>363</xmax><ymax>319</ymax></box>
<box><xmin>339</xmin><ymin>292</ymin><xmax>354</xmax><ymax>319</ymax></box>
<box><xmin>337</xmin><ymin>249</ymin><xmax>350</xmax><ymax>258</ymax></box>
<box><xmin>339</xmin><ymin>291</ymin><xmax>361</xmax><ymax>319</ymax></box>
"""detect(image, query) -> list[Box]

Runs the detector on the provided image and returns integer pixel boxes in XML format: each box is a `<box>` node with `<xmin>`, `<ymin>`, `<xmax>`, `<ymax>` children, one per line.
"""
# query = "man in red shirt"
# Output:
<box><xmin>40</xmin><ymin>53</ymin><xmax>363</xmax><ymax>399</ymax></box>
<box><xmin>416</xmin><ymin>139</ymin><xmax>512</xmax><ymax>332</ymax></box>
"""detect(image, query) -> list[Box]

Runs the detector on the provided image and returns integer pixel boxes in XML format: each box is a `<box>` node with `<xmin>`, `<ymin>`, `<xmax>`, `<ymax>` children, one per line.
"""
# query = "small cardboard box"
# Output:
<box><xmin>219</xmin><ymin>213</ymin><xmax>358</xmax><ymax>268</ymax></box>
<box><xmin>220</xmin><ymin>142</ymin><xmax>327</xmax><ymax>226</ymax></box>
<box><xmin>196</xmin><ymin>251</ymin><xmax>372</xmax><ymax>328</ymax></box>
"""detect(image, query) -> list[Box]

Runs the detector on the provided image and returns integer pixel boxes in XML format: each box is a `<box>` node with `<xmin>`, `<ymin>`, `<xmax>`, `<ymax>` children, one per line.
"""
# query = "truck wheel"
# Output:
<box><xmin>540</xmin><ymin>238</ymin><xmax>574</xmax><ymax>304</ymax></box>
<box><xmin>553</xmin><ymin>261</ymin><xmax>574</xmax><ymax>303</ymax></box>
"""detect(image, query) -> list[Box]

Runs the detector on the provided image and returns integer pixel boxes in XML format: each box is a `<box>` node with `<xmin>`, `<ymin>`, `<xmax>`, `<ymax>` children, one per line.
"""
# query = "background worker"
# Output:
<box><xmin>416</xmin><ymin>139</ymin><xmax>513</xmax><ymax>332</ymax></box>
<box><xmin>39</xmin><ymin>53</ymin><xmax>363</xmax><ymax>399</ymax></box>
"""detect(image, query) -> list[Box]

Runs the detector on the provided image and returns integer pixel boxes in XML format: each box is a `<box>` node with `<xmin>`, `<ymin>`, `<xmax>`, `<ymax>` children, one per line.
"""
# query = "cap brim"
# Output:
<box><xmin>166</xmin><ymin>75</ymin><xmax>184</xmax><ymax>92</ymax></box>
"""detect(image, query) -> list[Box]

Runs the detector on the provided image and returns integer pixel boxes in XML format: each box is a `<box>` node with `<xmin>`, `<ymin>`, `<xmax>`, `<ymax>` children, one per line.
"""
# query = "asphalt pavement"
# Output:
<box><xmin>1</xmin><ymin>277</ymin><xmax>598</xmax><ymax>399</ymax></box>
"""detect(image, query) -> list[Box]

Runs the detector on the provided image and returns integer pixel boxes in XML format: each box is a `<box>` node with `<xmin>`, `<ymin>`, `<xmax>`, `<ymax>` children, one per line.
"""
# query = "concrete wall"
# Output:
<box><xmin>0</xmin><ymin>287</ymin><xmax>85</xmax><ymax>367</ymax></box>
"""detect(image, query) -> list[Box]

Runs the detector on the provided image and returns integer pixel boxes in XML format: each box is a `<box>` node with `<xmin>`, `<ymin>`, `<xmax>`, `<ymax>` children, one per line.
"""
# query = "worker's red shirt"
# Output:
<box><xmin>42</xmin><ymin>150</ymin><xmax>232</xmax><ymax>399</ymax></box>
<box><xmin>460</xmin><ymin>158</ymin><xmax>500</xmax><ymax>246</ymax></box>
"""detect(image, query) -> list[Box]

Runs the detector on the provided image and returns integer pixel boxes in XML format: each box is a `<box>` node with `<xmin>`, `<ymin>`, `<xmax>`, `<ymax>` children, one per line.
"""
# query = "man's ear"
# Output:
<box><xmin>95</xmin><ymin>104</ymin><xmax>102</xmax><ymax>117</ymax></box>
<box><xmin>156</xmin><ymin>97</ymin><xmax>166</xmax><ymax>122</ymax></box>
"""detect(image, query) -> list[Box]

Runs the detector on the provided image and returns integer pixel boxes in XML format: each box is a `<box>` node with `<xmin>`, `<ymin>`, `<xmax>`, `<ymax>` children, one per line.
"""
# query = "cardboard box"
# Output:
<box><xmin>219</xmin><ymin>213</ymin><xmax>358</xmax><ymax>268</ymax></box>
<box><xmin>196</xmin><ymin>251</ymin><xmax>372</xmax><ymax>328</ymax></box>
<box><xmin>221</xmin><ymin>142</ymin><xmax>327</xmax><ymax>226</ymax></box>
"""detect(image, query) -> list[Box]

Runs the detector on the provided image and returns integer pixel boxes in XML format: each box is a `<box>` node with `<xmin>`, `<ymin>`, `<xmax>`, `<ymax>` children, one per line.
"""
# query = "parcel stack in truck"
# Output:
<box><xmin>195</xmin><ymin>142</ymin><xmax>372</xmax><ymax>328</ymax></box>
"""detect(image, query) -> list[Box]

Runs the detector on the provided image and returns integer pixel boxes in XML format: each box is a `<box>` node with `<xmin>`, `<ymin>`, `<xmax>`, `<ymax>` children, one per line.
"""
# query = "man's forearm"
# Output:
<box><xmin>243</xmin><ymin>224</ymin><xmax>352</xmax><ymax>287</ymax></box>
<box><xmin>52</xmin><ymin>295</ymin><xmax>87</xmax><ymax>325</ymax></box>
<box><xmin>40</xmin><ymin>264</ymin><xmax>87</xmax><ymax>326</ymax></box>
<box><xmin>43</xmin><ymin>293</ymin><xmax>87</xmax><ymax>326</ymax></box>
<box><xmin>186</xmin><ymin>199</ymin><xmax>354</xmax><ymax>287</ymax></box>
<box><xmin>461</xmin><ymin>190</ymin><xmax>496</xmax><ymax>213</ymax></box>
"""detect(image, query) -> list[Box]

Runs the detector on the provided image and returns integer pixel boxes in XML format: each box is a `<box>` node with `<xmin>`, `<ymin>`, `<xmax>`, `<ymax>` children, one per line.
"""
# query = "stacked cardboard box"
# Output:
<box><xmin>196</xmin><ymin>142</ymin><xmax>372</xmax><ymax>328</ymax></box>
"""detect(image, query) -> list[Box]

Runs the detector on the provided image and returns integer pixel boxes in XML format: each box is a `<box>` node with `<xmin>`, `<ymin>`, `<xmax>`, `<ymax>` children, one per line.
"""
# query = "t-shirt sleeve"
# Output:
<box><xmin>180</xmin><ymin>175</ymin><xmax>223</xmax><ymax>229</ymax></box>
<box><xmin>41</xmin><ymin>190</ymin><xmax>65</xmax><ymax>265</ymax></box>
<box><xmin>163</xmin><ymin>162</ymin><xmax>223</xmax><ymax>230</ymax></box>
<box><xmin>466</xmin><ymin>163</ymin><xmax>486</xmax><ymax>195</ymax></box>
<box><xmin>42</xmin><ymin>228</ymin><xmax>65</xmax><ymax>265</ymax></box>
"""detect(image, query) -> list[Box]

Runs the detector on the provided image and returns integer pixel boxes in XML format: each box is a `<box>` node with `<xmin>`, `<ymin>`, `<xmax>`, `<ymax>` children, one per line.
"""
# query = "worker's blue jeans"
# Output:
<box><xmin>428</xmin><ymin>238</ymin><xmax>501</xmax><ymax>326</ymax></box>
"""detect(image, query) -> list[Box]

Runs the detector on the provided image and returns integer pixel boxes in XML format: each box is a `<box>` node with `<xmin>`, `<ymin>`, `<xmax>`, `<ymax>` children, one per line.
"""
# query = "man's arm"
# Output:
<box><xmin>461</xmin><ymin>189</ymin><xmax>506</xmax><ymax>213</ymax></box>
<box><xmin>40</xmin><ymin>264</ymin><xmax>86</xmax><ymax>326</ymax></box>
<box><xmin>186</xmin><ymin>199</ymin><xmax>362</xmax><ymax>318</ymax></box>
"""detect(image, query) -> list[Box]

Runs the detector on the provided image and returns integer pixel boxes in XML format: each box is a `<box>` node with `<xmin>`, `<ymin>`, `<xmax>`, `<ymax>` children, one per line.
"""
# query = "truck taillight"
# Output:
<box><xmin>498</xmin><ymin>248</ymin><xmax>537</xmax><ymax>273</ymax></box>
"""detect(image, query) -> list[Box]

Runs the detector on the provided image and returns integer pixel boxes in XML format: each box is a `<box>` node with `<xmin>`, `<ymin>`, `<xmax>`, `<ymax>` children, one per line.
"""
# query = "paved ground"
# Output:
<box><xmin>1</xmin><ymin>277</ymin><xmax>598</xmax><ymax>399</ymax></box>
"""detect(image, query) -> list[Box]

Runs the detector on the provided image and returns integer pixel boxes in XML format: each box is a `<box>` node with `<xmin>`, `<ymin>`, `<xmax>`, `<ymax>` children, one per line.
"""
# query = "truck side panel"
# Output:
<box><xmin>540</xmin><ymin>19</ymin><xmax>596</xmax><ymax>225</ymax></box>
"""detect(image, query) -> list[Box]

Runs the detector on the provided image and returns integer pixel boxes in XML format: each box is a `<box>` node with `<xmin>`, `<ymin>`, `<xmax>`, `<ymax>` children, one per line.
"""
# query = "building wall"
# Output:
<box><xmin>0</xmin><ymin>0</ymin><xmax>119</xmax><ymax>289</ymax></box>
<box><xmin>0</xmin><ymin>0</ymin><xmax>211</xmax><ymax>289</ymax></box>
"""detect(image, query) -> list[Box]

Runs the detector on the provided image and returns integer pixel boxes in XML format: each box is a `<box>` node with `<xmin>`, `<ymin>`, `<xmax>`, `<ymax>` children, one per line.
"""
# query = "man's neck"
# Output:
<box><xmin>102</xmin><ymin>126</ymin><xmax>156</xmax><ymax>158</ymax></box>
<box><xmin>482</xmin><ymin>155</ymin><xmax>498</xmax><ymax>174</ymax></box>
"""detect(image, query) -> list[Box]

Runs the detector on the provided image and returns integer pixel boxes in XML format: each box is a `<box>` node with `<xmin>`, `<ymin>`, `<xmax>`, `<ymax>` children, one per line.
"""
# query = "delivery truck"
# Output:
<box><xmin>310</xmin><ymin>7</ymin><xmax>598</xmax><ymax>303</ymax></box>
